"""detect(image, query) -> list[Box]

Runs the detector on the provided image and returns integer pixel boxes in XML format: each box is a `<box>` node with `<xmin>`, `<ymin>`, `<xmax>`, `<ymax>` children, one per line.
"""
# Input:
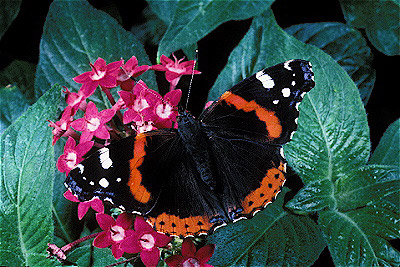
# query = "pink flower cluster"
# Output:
<box><xmin>50</xmin><ymin>54</ymin><xmax>199</xmax><ymax>176</ymax></box>
<box><xmin>48</xmin><ymin>54</ymin><xmax>215</xmax><ymax>267</ymax></box>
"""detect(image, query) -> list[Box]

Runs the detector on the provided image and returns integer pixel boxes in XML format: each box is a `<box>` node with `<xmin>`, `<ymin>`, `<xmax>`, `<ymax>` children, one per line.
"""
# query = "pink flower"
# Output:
<box><xmin>48</xmin><ymin>106</ymin><xmax>75</xmax><ymax>145</ymax></box>
<box><xmin>133</xmin><ymin>116</ymin><xmax>157</xmax><ymax>134</ymax></box>
<box><xmin>151</xmin><ymin>54</ymin><xmax>201</xmax><ymax>90</ymax></box>
<box><xmin>93</xmin><ymin>213</ymin><xmax>135</xmax><ymax>259</ymax></box>
<box><xmin>118</xmin><ymin>81</ymin><xmax>159</xmax><ymax>124</ymax></box>
<box><xmin>70</xmin><ymin>101</ymin><xmax>115</xmax><ymax>143</ymax></box>
<box><xmin>152</xmin><ymin>89</ymin><xmax>182</xmax><ymax>129</ymax></box>
<box><xmin>63</xmin><ymin>86</ymin><xmax>87</xmax><ymax>112</ymax></box>
<box><xmin>56</xmin><ymin>136</ymin><xmax>93</xmax><ymax>175</ymax></box>
<box><xmin>63</xmin><ymin>190</ymin><xmax>104</xmax><ymax>220</ymax></box>
<box><xmin>121</xmin><ymin>216</ymin><xmax>172</xmax><ymax>267</ymax></box>
<box><xmin>165</xmin><ymin>238</ymin><xmax>215</xmax><ymax>267</ymax></box>
<box><xmin>73</xmin><ymin>58</ymin><xmax>123</xmax><ymax>97</ymax></box>
<box><xmin>117</xmin><ymin>56</ymin><xmax>150</xmax><ymax>91</ymax></box>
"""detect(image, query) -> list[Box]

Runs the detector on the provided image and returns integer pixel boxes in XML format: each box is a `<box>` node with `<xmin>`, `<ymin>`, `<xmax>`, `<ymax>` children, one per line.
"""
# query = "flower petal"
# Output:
<box><xmin>80</xmin><ymin>130</ymin><xmax>94</xmax><ymax>143</ymax></box>
<box><xmin>124</xmin><ymin>56</ymin><xmax>138</xmax><ymax>70</ymax></box>
<box><xmin>111</xmin><ymin>243</ymin><xmax>125</xmax><ymax>259</ymax></box>
<box><xmin>93</xmin><ymin>231</ymin><xmax>112</xmax><ymax>248</ymax></box>
<box><xmin>99</xmin><ymin>75</ymin><xmax>117</xmax><ymax>88</ymax></box>
<box><xmin>150</xmin><ymin>64</ymin><xmax>168</xmax><ymax>72</ymax></box>
<box><xmin>195</xmin><ymin>244</ymin><xmax>215</xmax><ymax>265</ymax></box>
<box><xmin>96</xmin><ymin>213</ymin><xmax>116</xmax><ymax>230</ymax></box>
<box><xmin>75</xmin><ymin>141</ymin><xmax>94</xmax><ymax>157</ymax></box>
<box><xmin>99</xmin><ymin>109</ymin><xmax>116</xmax><ymax>123</ymax></box>
<box><xmin>85</xmin><ymin>102</ymin><xmax>99</xmax><ymax>118</ymax></box>
<box><xmin>63</xmin><ymin>190</ymin><xmax>79</xmax><ymax>202</ymax></box>
<box><xmin>106</xmin><ymin>60</ymin><xmax>124</xmax><ymax>73</ymax></box>
<box><xmin>93</xmin><ymin>124</ymin><xmax>110</xmax><ymax>140</ymax></box>
<box><xmin>164</xmin><ymin>255</ymin><xmax>184</xmax><ymax>267</ymax></box>
<box><xmin>164</xmin><ymin>89</ymin><xmax>182</xmax><ymax>106</ymax></box>
<box><xmin>64</xmin><ymin>136</ymin><xmax>76</xmax><ymax>151</ymax></box>
<box><xmin>154</xmin><ymin>232</ymin><xmax>172</xmax><ymax>248</ymax></box>
<box><xmin>120</xmin><ymin>233</ymin><xmax>141</xmax><ymax>254</ymax></box>
<box><xmin>132</xmin><ymin>65</ymin><xmax>150</xmax><ymax>77</ymax></box>
<box><xmin>77</xmin><ymin>201</ymin><xmax>91</xmax><ymax>220</ymax></box>
<box><xmin>73</xmin><ymin>71</ymin><xmax>92</xmax><ymax>83</ymax></box>
<box><xmin>116</xmin><ymin>213</ymin><xmax>133</xmax><ymax>229</ymax></box>
<box><xmin>160</xmin><ymin>54</ymin><xmax>173</xmax><ymax>65</ymax></box>
<box><xmin>140</xmin><ymin>248</ymin><xmax>161</xmax><ymax>267</ymax></box>
<box><xmin>89</xmin><ymin>198</ymin><xmax>104</xmax><ymax>213</ymax></box>
<box><xmin>93</xmin><ymin>57</ymin><xmax>107</xmax><ymax>69</ymax></box>
<box><xmin>70</xmin><ymin>118</ymin><xmax>86</xmax><ymax>131</ymax></box>
<box><xmin>80</xmin><ymin>80</ymin><xmax>99</xmax><ymax>97</ymax></box>
<box><xmin>134</xmin><ymin>216</ymin><xmax>154</xmax><ymax>234</ymax></box>
<box><xmin>181</xmin><ymin>238</ymin><xmax>196</xmax><ymax>258</ymax></box>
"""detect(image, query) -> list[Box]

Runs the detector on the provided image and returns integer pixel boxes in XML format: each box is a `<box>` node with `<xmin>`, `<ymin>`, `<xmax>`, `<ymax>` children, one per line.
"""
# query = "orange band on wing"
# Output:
<box><xmin>148</xmin><ymin>212</ymin><xmax>212</xmax><ymax>236</ymax></box>
<box><xmin>221</xmin><ymin>91</ymin><xmax>282</xmax><ymax>139</ymax></box>
<box><xmin>128</xmin><ymin>134</ymin><xmax>151</xmax><ymax>204</ymax></box>
<box><xmin>240</xmin><ymin>167</ymin><xmax>286</xmax><ymax>215</ymax></box>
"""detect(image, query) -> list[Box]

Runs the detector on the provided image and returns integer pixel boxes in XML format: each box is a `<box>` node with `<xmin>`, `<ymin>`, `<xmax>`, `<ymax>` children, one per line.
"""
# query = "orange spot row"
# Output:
<box><xmin>128</xmin><ymin>134</ymin><xmax>151</xmax><ymax>204</ymax></box>
<box><xmin>148</xmin><ymin>212</ymin><xmax>212</xmax><ymax>236</ymax></box>
<box><xmin>220</xmin><ymin>91</ymin><xmax>282</xmax><ymax>139</ymax></box>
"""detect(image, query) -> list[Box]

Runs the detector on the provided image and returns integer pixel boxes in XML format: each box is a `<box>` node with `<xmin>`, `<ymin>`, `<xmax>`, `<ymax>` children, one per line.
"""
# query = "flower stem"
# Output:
<box><xmin>61</xmin><ymin>232</ymin><xmax>100</xmax><ymax>252</ymax></box>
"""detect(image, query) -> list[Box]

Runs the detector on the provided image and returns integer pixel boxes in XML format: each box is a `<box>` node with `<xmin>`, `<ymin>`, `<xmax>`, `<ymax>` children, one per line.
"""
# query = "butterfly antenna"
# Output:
<box><xmin>185</xmin><ymin>50</ymin><xmax>199</xmax><ymax>110</ymax></box>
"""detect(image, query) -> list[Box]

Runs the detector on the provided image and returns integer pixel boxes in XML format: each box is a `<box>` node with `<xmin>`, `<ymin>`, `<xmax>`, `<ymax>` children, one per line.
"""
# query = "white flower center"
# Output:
<box><xmin>66</xmin><ymin>152</ymin><xmax>77</xmax><ymax>169</ymax></box>
<box><xmin>156</xmin><ymin>103</ymin><xmax>173</xmax><ymax>119</ymax></box>
<box><xmin>91</xmin><ymin>70</ymin><xmax>106</xmax><ymax>81</ymax></box>
<box><xmin>183</xmin><ymin>258</ymin><xmax>200</xmax><ymax>267</ymax></box>
<box><xmin>87</xmin><ymin>117</ymin><xmax>100</xmax><ymax>131</ymax></box>
<box><xmin>140</xmin><ymin>234</ymin><xmax>155</xmax><ymax>250</ymax></box>
<box><xmin>134</xmin><ymin>98</ymin><xmax>150</xmax><ymax>112</ymax></box>
<box><xmin>110</xmin><ymin>225</ymin><xmax>125</xmax><ymax>242</ymax></box>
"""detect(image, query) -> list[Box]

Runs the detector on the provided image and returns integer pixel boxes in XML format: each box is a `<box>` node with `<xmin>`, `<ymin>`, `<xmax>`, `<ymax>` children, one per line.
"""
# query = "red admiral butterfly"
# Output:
<box><xmin>65</xmin><ymin>59</ymin><xmax>315</xmax><ymax>236</ymax></box>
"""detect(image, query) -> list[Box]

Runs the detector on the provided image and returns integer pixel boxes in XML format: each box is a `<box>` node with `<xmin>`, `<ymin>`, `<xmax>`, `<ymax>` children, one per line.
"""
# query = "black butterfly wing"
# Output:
<box><xmin>65</xmin><ymin>130</ymin><xmax>222</xmax><ymax>236</ymax></box>
<box><xmin>200</xmin><ymin>59</ymin><xmax>314</xmax><ymax>219</ymax></box>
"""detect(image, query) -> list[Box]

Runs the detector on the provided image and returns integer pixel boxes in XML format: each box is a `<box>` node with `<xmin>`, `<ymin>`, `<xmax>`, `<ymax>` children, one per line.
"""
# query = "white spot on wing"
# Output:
<box><xmin>284</xmin><ymin>60</ymin><xmax>293</xmax><ymax>70</ymax></box>
<box><xmin>280</xmin><ymin>148</ymin><xmax>285</xmax><ymax>159</ymax></box>
<box><xmin>99</xmin><ymin>178</ymin><xmax>109</xmax><ymax>188</ymax></box>
<box><xmin>99</xmin><ymin>147</ymin><xmax>113</xmax><ymax>169</ymax></box>
<box><xmin>89</xmin><ymin>181</ymin><xmax>94</xmax><ymax>186</ymax></box>
<box><xmin>116</xmin><ymin>177</ymin><xmax>122</xmax><ymax>182</ymax></box>
<box><xmin>273</xmin><ymin>99</ymin><xmax>279</xmax><ymax>104</ymax></box>
<box><xmin>76</xmin><ymin>164</ymin><xmax>84</xmax><ymax>174</ymax></box>
<box><xmin>256</xmin><ymin>70</ymin><xmax>275</xmax><ymax>89</ymax></box>
<box><xmin>282</xmin><ymin>88</ymin><xmax>291</xmax><ymax>97</ymax></box>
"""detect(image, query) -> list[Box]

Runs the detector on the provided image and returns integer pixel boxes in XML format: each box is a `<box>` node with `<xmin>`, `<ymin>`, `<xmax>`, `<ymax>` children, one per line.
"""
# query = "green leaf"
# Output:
<box><xmin>0</xmin><ymin>85</ymin><xmax>30</xmax><ymax>134</ymax></box>
<box><xmin>0</xmin><ymin>84</ymin><xmax>62</xmax><ymax>266</ymax></box>
<box><xmin>208</xmin><ymin>189</ymin><xmax>325</xmax><ymax>266</ymax></box>
<box><xmin>339</xmin><ymin>0</ymin><xmax>400</xmax><ymax>56</ymax></box>
<box><xmin>370</xmin><ymin>119</ymin><xmax>400</xmax><ymax>166</ymax></box>
<box><xmin>0</xmin><ymin>60</ymin><xmax>36</xmax><ymax>104</ymax></box>
<box><xmin>157</xmin><ymin>0</ymin><xmax>274</xmax><ymax>58</ymax></box>
<box><xmin>319</xmin><ymin>209</ymin><xmax>400</xmax><ymax>266</ymax></box>
<box><xmin>0</xmin><ymin>0</ymin><xmax>22</xmax><ymax>39</ymax></box>
<box><xmin>335</xmin><ymin>165</ymin><xmax>400</xmax><ymax>211</ymax></box>
<box><xmin>285</xmin><ymin>22</ymin><xmax>376</xmax><ymax>104</ymax></box>
<box><xmin>34</xmin><ymin>0</ymin><xmax>156</xmax><ymax>110</ymax></box>
<box><xmin>286</xmin><ymin>179</ymin><xmax>336</xmax><ymax>213</ymax></box>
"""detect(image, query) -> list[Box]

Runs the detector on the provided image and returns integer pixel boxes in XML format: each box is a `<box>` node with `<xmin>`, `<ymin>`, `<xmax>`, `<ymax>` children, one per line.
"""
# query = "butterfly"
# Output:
<box><xmin>65</xmin><ymin>59</ymin><xmax>315</xmax><ymax>236</ymax></box>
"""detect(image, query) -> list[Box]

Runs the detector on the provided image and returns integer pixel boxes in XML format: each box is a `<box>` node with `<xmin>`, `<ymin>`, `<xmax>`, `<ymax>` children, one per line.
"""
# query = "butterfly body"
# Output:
<box><xmin>65</xmin><ymin>59</ymin><xmax>315</xmax><ymax>236</ymax></box>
